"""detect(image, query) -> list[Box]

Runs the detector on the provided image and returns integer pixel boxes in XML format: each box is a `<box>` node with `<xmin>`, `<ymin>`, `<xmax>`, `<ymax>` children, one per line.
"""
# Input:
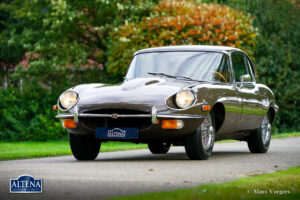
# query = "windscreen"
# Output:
<box><xmin>126</xmin><ymin>51</ymin><xmax>229</xmax><ymax>82</ymax></box>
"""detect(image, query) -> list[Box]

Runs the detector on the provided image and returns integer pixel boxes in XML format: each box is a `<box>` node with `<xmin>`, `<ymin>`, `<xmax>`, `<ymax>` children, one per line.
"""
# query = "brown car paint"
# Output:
<box><xmin>56</xmin><ymin>46</ymin><xmax>276</xmax><ymax>143</ymax></box>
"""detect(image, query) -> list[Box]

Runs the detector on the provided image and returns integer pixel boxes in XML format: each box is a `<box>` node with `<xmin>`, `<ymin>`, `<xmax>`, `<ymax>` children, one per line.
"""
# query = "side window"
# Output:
<box><xmin>213</xmin><ymin>55</ymin><xmax>231</xmax><ymax>83</ymax></box>
<box><xmin>231</xmin><ymin>53</ymin><xmax>247</xmax><ymax>82</ymax></box>
<box><xmin>245</xmin><ymin>57</ymin><xmax>255</xmax><ymax>82</ymax></box>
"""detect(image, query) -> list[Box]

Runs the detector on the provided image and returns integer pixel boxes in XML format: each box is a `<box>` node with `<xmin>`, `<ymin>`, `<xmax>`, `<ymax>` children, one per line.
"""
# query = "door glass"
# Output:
<box><xmin>213</xmin><ymin>55</ymin><xmax>231</xmax><ymax>83</ymax></box>
<box><xmin>231</xmin><ymin>53</ymin><xmax>247</xmax><ymax>82</ymax></box>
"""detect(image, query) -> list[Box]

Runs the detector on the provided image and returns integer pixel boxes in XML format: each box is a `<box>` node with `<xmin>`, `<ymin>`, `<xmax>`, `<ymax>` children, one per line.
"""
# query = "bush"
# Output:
<box><xmin>0</xmin><ymin>70</ymin><xmax>118</xmax><ymax>141</ymax></box>
<box><xmin>107</xmin><ymin>0</ymin><xmax>257</xmax><ymax>77</ymax></box>
<box><xmin>0</xmin><ymin>87</ymin><xmax>64</xmax><ymax>141</ymax></box>
<box><xmin>249</xmin><ymin>0</ymin><xmax>300</xmax><ymax>132</ymax></box>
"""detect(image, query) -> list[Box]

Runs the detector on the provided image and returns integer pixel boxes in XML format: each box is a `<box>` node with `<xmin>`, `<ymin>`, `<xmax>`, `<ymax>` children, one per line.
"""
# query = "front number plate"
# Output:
<box><xmin>95</xmin><ymin>127</ymin><xmax>138</xmax><ymax>139</ymax></box>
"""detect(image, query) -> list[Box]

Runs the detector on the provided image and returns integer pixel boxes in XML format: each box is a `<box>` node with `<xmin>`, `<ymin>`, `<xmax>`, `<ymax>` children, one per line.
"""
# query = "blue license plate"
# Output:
<box><xmin>95</xmin><ymin>127</ymin><xmax>138</xmax><ymax>139</ymax></box>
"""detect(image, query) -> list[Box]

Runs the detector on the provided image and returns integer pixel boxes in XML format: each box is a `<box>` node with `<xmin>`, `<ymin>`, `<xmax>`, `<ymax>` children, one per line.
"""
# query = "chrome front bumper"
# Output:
<box><xmin>55</xmin><ymin>106</ymin><xmax>204</xmax><ymax>125</ymax></box>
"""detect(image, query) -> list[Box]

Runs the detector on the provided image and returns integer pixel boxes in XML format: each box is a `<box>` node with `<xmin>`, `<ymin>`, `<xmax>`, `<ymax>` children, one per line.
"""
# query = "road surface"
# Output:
<box><xmin>0</xmin><ymin>137</ymin><xmax>299</xmax><ymax>200</ymax></box>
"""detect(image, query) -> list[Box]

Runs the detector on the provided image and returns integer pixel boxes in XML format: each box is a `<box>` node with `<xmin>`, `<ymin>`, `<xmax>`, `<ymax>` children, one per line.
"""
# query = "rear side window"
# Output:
<box><xmin>245</xmin><ymin>57</ymin><xmax>255</xmax><ymax>82</ymax></box>
<box><xmin>231</xmin><ymin>53</ymin><xmax>247</xmax><ymax>82</ymax></box>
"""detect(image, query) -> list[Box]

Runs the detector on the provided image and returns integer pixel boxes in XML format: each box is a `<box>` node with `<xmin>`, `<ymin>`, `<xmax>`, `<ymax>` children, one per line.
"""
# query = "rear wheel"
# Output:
<box><xmin>148</xmin><ymin>142</ymin><xmax>171</xmax><ymax>154</ymax></box>
<box><xmin>185</xmin><ymin>112</ymin><xmax>215</xmax><ymax>160</ymax></box>
<box><xmin>247</xmin><ymin>113</ymin><xmax>271</xmax><ymax>153</ymax></box>
<box><xmin>69</xmin><ymin>133</ymin><xmax>101</xmax><ymax>160</ymax></box>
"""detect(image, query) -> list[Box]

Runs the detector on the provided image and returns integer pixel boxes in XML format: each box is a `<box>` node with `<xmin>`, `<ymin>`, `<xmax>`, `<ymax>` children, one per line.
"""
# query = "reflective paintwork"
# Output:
<box><xmin>56</xmin><ymin>45</ymin><xmax>277</xmax><ymax>142</ymax></box>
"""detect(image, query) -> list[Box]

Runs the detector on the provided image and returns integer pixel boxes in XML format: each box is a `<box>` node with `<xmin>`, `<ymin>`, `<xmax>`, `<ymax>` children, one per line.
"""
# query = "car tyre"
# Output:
<box><xmin>148</xmin><ymin>142</ymin><xmax>171</xmax><ymax>154</ymax></box>
<box><xmin>69</xmin><ymin>133</ymin><xmax>101</xmax><ymax>160</ymax></box>
<box><xmin>247</xmin><ymin>113</ymin><xmax>271</xmax><ymax>153</ymax></box>
<box><xmin>185</xmin><ymin>112</ymin><xmax>215</xmax><ymax>160</ymax></box>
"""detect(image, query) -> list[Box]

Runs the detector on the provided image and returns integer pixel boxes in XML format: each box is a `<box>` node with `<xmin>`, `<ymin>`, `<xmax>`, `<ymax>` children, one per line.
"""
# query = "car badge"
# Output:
<box><xmin>111</xmin><ymin>113</ymin><xmax>119</xmax><ymax>119</ymax></box>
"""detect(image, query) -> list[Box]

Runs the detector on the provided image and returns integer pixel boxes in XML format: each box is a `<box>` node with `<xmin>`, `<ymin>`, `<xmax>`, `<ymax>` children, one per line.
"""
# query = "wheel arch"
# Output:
<box><xmin>211</xmin><ymin>102</ymin><xmax>225</xmax><ymax>132</ymax></box>
<box><xmin>268</xmin><ymin>106</ymin><xmax>276</xmax><ymax>124</ymax></box>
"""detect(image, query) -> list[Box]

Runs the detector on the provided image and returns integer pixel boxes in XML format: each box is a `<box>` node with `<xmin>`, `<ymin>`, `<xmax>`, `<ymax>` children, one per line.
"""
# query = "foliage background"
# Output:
<box><xmin>107</xmin><ymin>0</ymin><xmax>257</xmax><ymax>77</ymax></box>
<box><xmin>0</xmin><ymin>0</ymin><xmax>299</xmax><ymax>141</ymax></box>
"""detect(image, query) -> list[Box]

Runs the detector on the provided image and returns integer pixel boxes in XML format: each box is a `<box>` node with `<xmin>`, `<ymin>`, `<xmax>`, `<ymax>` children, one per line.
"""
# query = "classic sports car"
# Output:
<box><xmin>55</xmin><ymin>45</ymin><xmax>278</xmax><ymax>161</ymax></box>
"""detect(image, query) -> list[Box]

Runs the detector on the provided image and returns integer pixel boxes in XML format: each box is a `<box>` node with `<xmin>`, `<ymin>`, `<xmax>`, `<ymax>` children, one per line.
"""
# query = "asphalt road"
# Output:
<box><xmin>0</xmin><ymin>137</ymin><xmax>300</xmax><ymax>200</ymax></box>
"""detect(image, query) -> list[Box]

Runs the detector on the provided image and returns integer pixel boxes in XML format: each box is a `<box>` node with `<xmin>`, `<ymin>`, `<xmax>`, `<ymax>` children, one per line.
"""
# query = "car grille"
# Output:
<box><xmin>80</xmin><ymin>109</ymin><xmax>152</xmax><ymax>130</ymax></box>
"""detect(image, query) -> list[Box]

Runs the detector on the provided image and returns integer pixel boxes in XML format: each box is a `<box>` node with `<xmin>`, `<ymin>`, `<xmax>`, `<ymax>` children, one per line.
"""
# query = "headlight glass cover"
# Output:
<box><xmin>59</xmin><ymin>91</ymin><xmax>78</xmax><ymax>110</ymax></box>
<box><xmin>175</xmin><ymin>90</ymin><xmax>195</xmax><ymax>109</ymax></box>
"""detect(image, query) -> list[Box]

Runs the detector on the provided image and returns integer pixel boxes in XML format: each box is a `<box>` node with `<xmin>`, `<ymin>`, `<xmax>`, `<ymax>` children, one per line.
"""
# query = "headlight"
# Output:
<box><xmin>175</xmin><ymin>90</ymin><xmax>195</xmax><ymax>109</ymax></box>
<box><xmin>59</xmin><ymin>91</ymin><xmax>78</xmax><ymax>110</ymax></box>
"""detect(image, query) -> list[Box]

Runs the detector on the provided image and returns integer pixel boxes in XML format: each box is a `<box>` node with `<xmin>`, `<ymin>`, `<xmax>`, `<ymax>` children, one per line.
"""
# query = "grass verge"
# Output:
<box><xmin>0</xmin><ymin>132</ymin><xmax>299</xmax><ymax>161</ymax></box>
<box><xmin>272</xmin><ymin>132</ymin><xmax>300</xmax><ymax>139</ymax></box>
<box><xmin>112</xmin><ymin>166</ymin><xmax>300</xmax><ymax>200</ymax></box>
<box><xmin>0</xmin><ymin>141</ymin><xmax>146</xmax><ymax>161</ymax></box>
<box><xmin>216</xmin><ymin>131</ymin><xmax>300</xmax><ymax>143</ymax></box>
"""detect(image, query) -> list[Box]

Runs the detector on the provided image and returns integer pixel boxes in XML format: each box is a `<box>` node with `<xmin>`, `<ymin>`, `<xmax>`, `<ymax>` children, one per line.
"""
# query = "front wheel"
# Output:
<box><xmin>69</xmin><ymin>133</ymin><xmax>101</xmax><ymax>160</ymax></box>
<box><xmin>185</xmin><ymin>112</ymin><xmax>215</xmax><ymax>160</ymax></box>
<box><xmin>148</xmin><ymin>142</ymin><xmax>171</xmax><ymax>154</ymax></box>
<box><xmin>247</xmin><ymin>113</ymin><xmax>271</xmax><ymax>153</ymax></box>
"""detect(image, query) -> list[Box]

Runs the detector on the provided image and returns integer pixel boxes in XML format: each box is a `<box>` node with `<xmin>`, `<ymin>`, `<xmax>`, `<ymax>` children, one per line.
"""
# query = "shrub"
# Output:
<box><xmin>0</xmin><ymin>86</ymin><xmax>65</xmax><ymax>141</ymax></box>
<box><xmin>248</xmin><ymin>0</ymin><xmax>300</xmax><ymax>132</ymax></box>
<box><xmin>0</xmin><ymin>70</ymin><xmax>118</xmax><ymax>141</ymax></box>
<box><xmin>107</xmin><ymin>0</ymin><xmax>257</xmax><ymax>77</ymax></box>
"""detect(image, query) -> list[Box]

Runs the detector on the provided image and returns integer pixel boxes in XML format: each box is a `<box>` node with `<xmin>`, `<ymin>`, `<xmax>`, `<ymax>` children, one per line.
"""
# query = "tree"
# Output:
<box><xmin>106</xmin><ymin>0</ymin><xmax>258</xmax><ymax>77</ymax></box>
<box><xmin>0</xmin><ymin>0</ymin><xmax>158</xmax><ymax>76</ymax></box>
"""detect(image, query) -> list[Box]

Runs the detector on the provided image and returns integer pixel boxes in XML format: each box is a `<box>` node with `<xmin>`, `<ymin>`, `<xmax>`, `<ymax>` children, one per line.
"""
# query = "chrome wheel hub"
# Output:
<box><xmin>261</xmin><ymin>115</ymin><xmax>271</xmax><ymax>145</ymax></box>
<box><xmin>201</xmin><ymin>114</ymin><xmax>214</xmax><ymax>151</ymax></box>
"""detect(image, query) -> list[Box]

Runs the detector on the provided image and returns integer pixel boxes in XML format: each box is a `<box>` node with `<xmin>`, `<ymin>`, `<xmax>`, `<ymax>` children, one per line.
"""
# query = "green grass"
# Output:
<box><xmin>272</xmin><ymin>132</ymin><xmax>300</xmax><ymax>139</ymax></box>
<box><xmin>216</xmin><ymin>132</ymin><xmax>300</xmax><ymax>143</ymax></box>
<box><xmin>112</xmin><ymin>166</ymin><xmax>300</xmax><ymax>200</ymax></box>
<box><xmin>0</xmin><ymin>141</ymin><xmax>146</xmax><ymax>161</ymax></box>
<box><xmin>0</xmin><ymin>132</ymin><xmax>299</xmax><ymax>161</ymax></box>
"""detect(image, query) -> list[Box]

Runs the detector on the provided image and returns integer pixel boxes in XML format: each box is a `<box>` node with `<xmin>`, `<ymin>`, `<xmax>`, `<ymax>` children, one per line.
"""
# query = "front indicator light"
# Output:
<box><xmin>62</xmin><ymin>119</ymin><xmax>77</xmax><ymax>129</ymax></box>
<box><xmin>202</xmin><ymin>105</ymin><xmax>211</xmax><ymax>111</ymax></box>
<box><xmin>162</xmin><ymin>120</ymin><xmax>184</xmax><ymax>129</ymax></box>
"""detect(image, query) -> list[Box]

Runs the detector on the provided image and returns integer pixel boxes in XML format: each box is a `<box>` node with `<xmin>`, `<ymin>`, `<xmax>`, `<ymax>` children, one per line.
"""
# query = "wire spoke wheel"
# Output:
<box><xmin>261</xmin><ymin>115</ymin><xmax>271</xmax><ymax>146</ymax></box>
<box><xmin>201</xmin><ymin>114</ymin><xmax>214</xmax><ymax>151</ymax></box>
<box><xmin>247</xmin><ymin>112</ymin><xmax>272</xmax><ymax>153</ymax></box>
<box><xmin>185</xmin><ymin>112</ymin><xmax>215</xmax><ymax>160</ymax></box>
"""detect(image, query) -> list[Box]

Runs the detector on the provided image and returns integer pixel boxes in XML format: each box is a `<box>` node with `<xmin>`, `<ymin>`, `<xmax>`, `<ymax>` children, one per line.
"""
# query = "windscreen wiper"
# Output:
<box><xmin>147</xmin><ymin>72</ymin><xmax>177</xmax><ymax>79</ymax></box>
<box><xmin>147</xmin><ymin>72</ymin><xmax>203</xmax><ymax>82</ymax></box>
<box><xmin>174</xmin><ymin>75</ymin><xmax>203</xmax><ymax>82</ymax></box>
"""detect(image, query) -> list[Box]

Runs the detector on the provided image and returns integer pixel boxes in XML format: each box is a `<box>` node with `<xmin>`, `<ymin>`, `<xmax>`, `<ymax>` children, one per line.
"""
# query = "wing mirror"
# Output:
<box><xmin>240</xmin><ymin>74</ymin><xmax>251</xmax><ymax>82</ymax></box>
<box><xmin>239</xmin><ymin>74</ymin><xmax>251</xmax><ymax>87</ymax></box>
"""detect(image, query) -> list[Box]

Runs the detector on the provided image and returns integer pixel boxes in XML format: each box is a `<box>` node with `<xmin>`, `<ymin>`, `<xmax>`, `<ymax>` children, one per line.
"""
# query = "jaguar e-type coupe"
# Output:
<box><xmin>55</xmin><ymin>45</ymin><xmax>278</xmax><ymax>160</ymax></box>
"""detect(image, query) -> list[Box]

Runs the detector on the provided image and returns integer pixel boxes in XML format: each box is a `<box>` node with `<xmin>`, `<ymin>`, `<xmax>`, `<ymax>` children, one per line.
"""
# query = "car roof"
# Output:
<box><xmin>134</xmin><ymin>45</ymin><xmax>243</xmax><ymax>55</ymax></box>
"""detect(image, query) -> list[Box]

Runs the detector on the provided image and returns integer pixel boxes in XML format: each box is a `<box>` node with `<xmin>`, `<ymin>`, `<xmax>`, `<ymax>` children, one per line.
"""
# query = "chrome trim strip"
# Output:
<box><xmin>151</xmin><ymin>106</ymin><xmax>158</xmax><ymax>124</ymax></box>
<box><xmin>56</xmin><ymin>113</ymin><xmax>203</xmax><ymax>119</ymax></box>
<box><xmin>56</xmin><ymin>113</ymin><xmax>74</xmax><ymax>118</ymax></box>
<box><xmin>79</xmin><ymin>114</ymin><xmax>151</xmax><ymax>118</ymax></box>
<box><xmin>74</xmin><ymin>106</ymin><xmax>78</xmax><ymax>124</ymax></box>
<box><xmin>157</xmin><ymin>114</ymin><xmax>203</xmax><ymax>119</ymax></box>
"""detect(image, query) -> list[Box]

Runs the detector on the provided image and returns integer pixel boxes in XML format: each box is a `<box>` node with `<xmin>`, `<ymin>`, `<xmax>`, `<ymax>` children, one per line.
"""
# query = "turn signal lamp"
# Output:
<box><xmin>202</xmin><ymin>105</ymin><xmax>211</xmax><ymax>111</ymax></box>
<box><xmin>162</xmin><ymin>120</ymin><xmax>184</xmax><ymax>129</ymax></box>
<box><xmin>62</xmin><ymin>119</ymin><xmax>77</xmax><ymax>129</ymax></box>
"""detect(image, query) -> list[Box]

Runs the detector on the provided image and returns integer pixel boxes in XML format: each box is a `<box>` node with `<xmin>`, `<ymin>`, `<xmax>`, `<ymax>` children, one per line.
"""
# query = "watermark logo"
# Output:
<box><xmin>10</xmin><ymin>174</ymin><xmax>42</xmax><ymax>193</ymax></box>
<box><xmin>107</xmin><ymin>128</ymin><xmax>126</xmax><ymax>137</ymax></box>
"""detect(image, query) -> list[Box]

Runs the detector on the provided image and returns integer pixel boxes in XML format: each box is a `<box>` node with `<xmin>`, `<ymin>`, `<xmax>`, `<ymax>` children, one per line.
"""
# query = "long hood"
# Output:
<box><xmin>73</xmin><ymin>78</ymin><xmax>193</xmax><ymax>112</ymax></box>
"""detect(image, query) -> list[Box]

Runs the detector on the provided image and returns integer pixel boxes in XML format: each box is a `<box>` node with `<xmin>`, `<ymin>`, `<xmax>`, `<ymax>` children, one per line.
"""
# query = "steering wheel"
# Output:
<box><xmin>205</xmin><ymin>71</ymin><xmax>227</xmax><ymax>82</ymax></box>
<box><xmin>214</xmin><ymin>71</ymin><xmax>227</xmax><ymax>82</ymax></box>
